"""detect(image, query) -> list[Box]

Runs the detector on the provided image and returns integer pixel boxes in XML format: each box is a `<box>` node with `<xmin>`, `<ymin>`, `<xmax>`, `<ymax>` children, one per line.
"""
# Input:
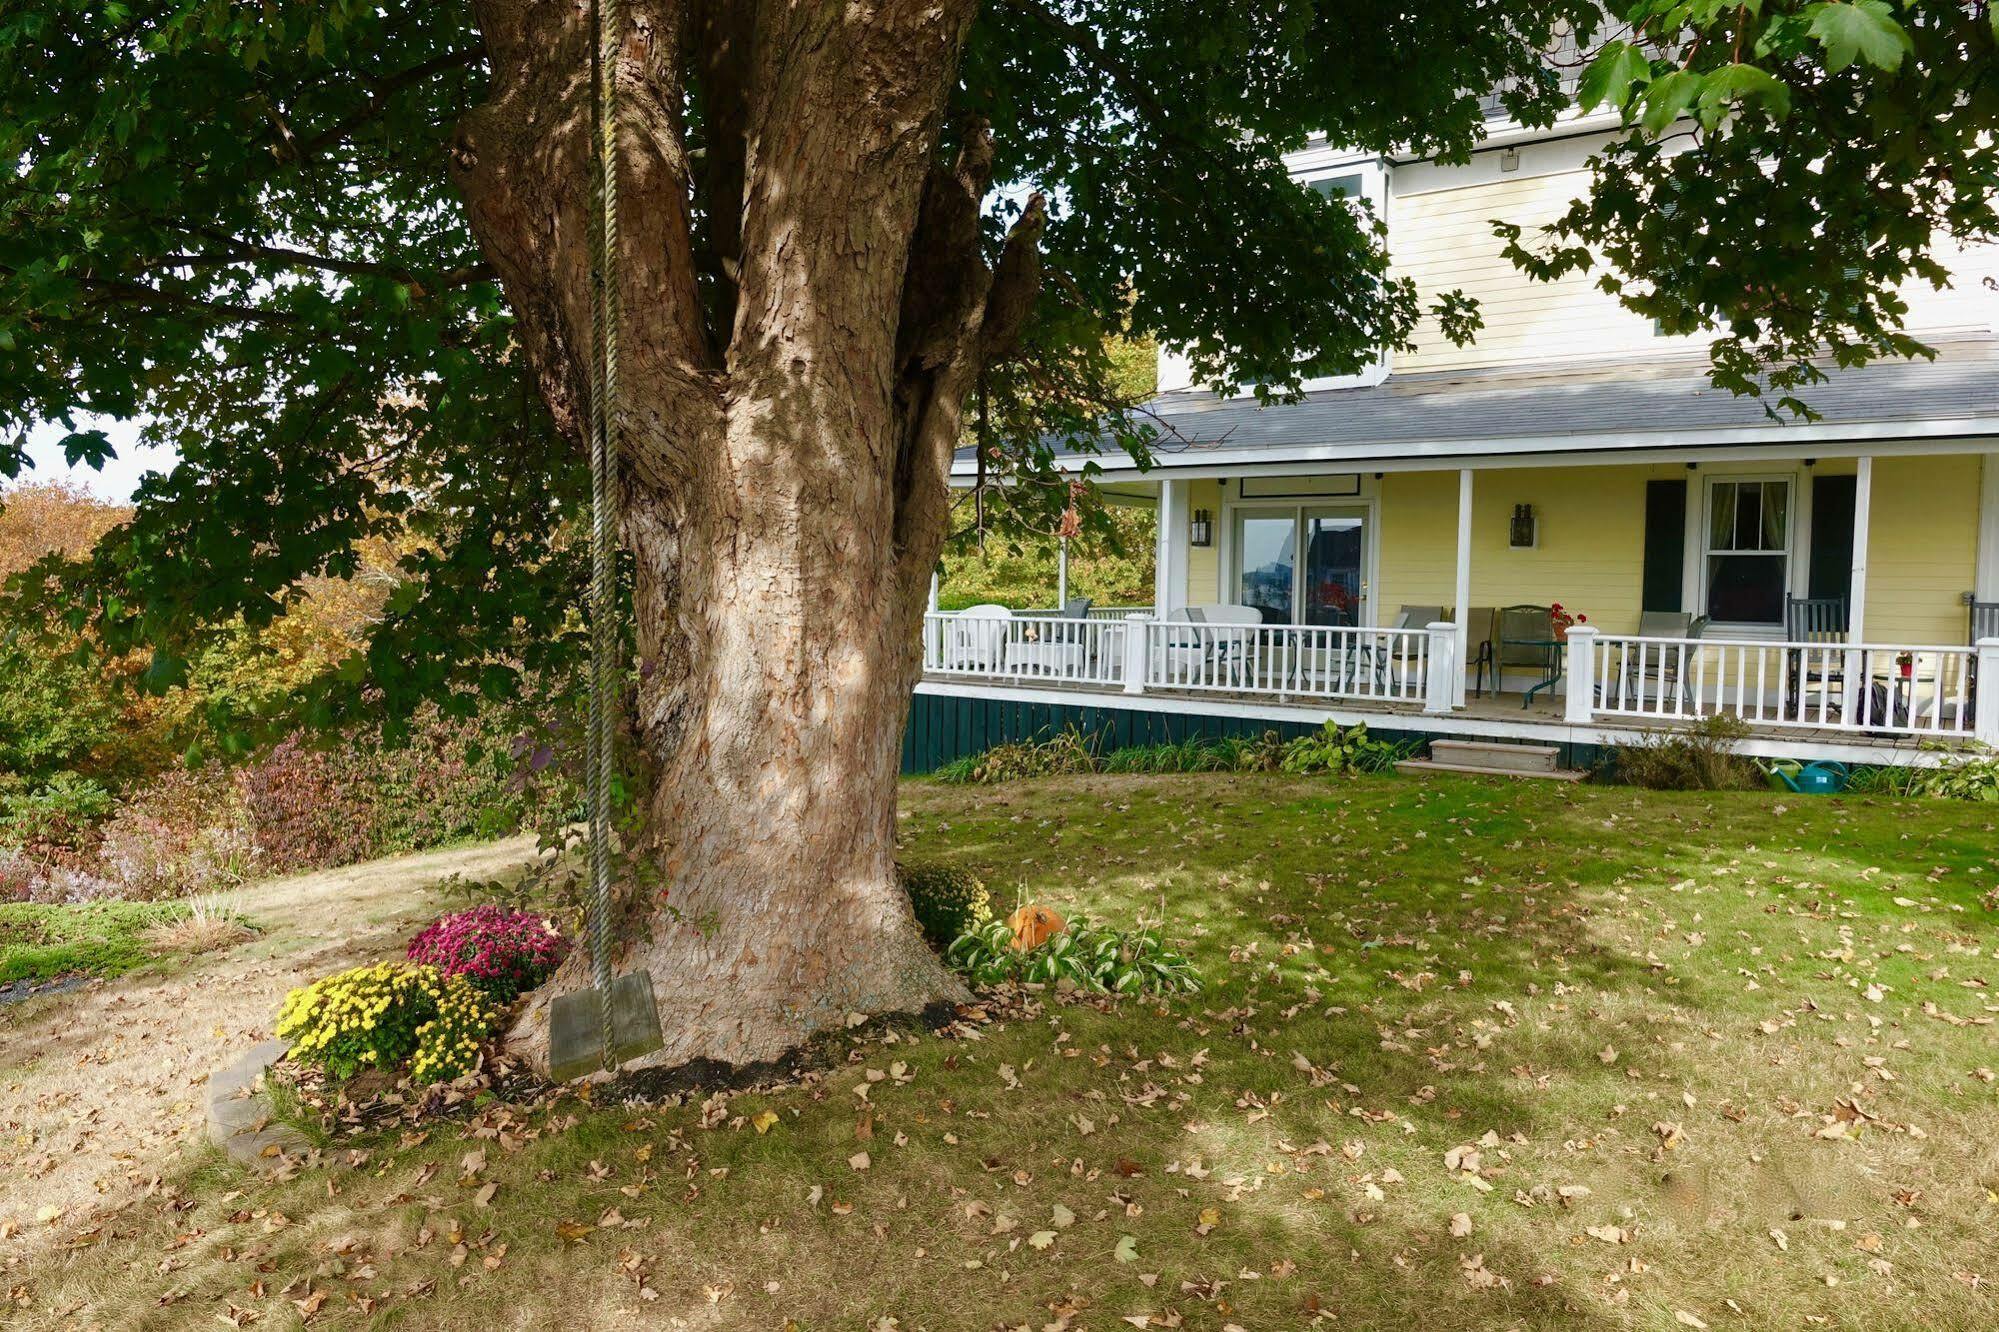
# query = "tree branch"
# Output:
<box><xmin>979</xmin><ymin>192</ymin><xmax>1045</xmax><ymax>363</ymax></box>
<box><xmin>153</xmin><ymin>235</ymin><xmax>493</xmax><ymax>291</ymax></box>
<box><xmin>67</xmin><ymin>273</ymin><xmax>309</xmax><ymax>328</ymax></box>
<box><xmin>296</xmin><ymin>46</ymin><xmax>488</xmax><ymax>160</ymax></box>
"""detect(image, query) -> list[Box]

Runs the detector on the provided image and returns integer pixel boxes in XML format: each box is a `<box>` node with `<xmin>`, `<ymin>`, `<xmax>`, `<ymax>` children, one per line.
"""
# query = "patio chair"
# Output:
<box><xmin>1155</xmin><ymin>606</ymin><xmax>1212</xmax><ymax>683</ymax></box>
<box><xmin>1391</xmin><ymin>604</ymin><xmax>1446</xmax><ymax>631</ymax></box>
<box><xmin>1785</xmin><ymin>594</ymin><xmax>1848</xmax><ymax>718</ymax></box>
<box><xmin>1355</xmin><ymin>605</ymin><xmax>1446</xmax><ymax>692</ymax></box>
<box><xmin>1061</xmin><ymin>597</ymin><xmax>1093</xmax><ymax>620</ymax></box>
<box><xmin>940</xmin><ymin>604</ymin><xmax>1011</xmax><ymax>671</ymax></box>
<box><xmin>1607</xmin><ymin>610</ymin><xmax>1699</xmax><ymax>710</ymax></box>
<box><xmin>1495</xmin><ymin>604</ymin><xmax>1558</xmax><ymax>704</ymax></box>
<box><xmin>1193</xmin><ymin>603</ymin><xmax>1265</xmax><ymax>686</ymax></box>
<box><xmin>1972</xmin><ymin>600</ymin><xmax>1999</xmax><ymax>643</ymax></box>
<box><xmin>1463</xmin><ymin>606</ymin><xmax>1498</xmax><ymax>698</ymax></box>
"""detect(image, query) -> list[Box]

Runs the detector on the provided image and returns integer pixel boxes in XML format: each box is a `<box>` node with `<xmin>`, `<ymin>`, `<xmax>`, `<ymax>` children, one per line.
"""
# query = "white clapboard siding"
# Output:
<box><xmin>1391</xmin><ymin>169</ymin><xmax>1999</xmax><ymax>375</ymax></box>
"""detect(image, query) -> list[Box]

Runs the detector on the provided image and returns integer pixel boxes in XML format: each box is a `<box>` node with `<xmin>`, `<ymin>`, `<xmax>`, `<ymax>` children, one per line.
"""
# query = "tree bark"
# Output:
<box><xmin>448</xmin><ymin>0</ymin><xmax>1029</xmax><ymax>1071</ymax></box>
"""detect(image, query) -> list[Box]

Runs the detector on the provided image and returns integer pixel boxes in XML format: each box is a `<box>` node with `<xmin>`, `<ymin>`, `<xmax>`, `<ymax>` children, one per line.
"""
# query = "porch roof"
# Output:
<box><xmin>954</xmin><ymin>333</ymin><xmax>1999</xmax><ymax>480</ymax></box>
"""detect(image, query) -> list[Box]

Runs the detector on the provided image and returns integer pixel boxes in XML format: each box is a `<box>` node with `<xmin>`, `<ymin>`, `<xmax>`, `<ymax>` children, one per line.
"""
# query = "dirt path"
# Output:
<box><xmin>0</xmin><ymin>836</ymin><xmax>539</xmax><ymax>1253</ymax></box>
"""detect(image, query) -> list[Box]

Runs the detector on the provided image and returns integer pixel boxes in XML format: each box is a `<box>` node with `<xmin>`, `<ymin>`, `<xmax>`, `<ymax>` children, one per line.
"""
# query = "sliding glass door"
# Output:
<box><xmin>1233</xmin><ymin>506</ymin><xmax>1369</xmax><ymax>626</ymax></box>
<box><xmin>1235</xmin><ymin>514</ymin><xmax>1297</xmax><ymax>623</ymax></box>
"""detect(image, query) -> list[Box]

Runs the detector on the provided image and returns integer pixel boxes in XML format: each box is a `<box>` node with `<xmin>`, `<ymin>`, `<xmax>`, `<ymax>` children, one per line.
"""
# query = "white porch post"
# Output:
<box><xmin>1453</xmin><ymin>468</ymin><xmax>1473</xmax><ymax>707</ymax></box>
<box><xmin>927</xmin><ymin>570</ymin><xmax>939</xmax><ymax>614</ymax></box>
<box><xmin>1844</xmin><ymin>456</ymin><xmax>1873</xmax><ymax>717</ymax></box>
<box><xmin>1563</xmin><ymin>625</ymin><xmax>1598</xmax><ymax>724</ymax></box>
<box><xmin>1122</xmin><ymin>612</ymin><xmax>1149</xmax><ymax>695</ymax></box>
<box><xmin>1977</xmin><ymin>453</ymin><xmax>1999</xmax><ymax>602</ymax></box>
<box><xmin>1154</xmin><ymin>479</ymin><xmax>1186</xmax><ymax>615</ymax></box>
<box><xmin>1423</xmin><ymin>622</ymin><xmax>1456</xmax><ymax>714</ymax></box>
<box><xmin>1976</xmin><ymin>638</ymin><xmax>1999</xmax><ymax>746</ymax></box>
<box><xmin>1056</xmin><ymin>537</ymin><xmax>1069</xmax><ymax>608</ymax></box>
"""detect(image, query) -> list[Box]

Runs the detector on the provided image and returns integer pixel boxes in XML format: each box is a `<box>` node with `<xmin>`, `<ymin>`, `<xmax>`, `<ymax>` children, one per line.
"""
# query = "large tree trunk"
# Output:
<box><xmin>448</xmin><ymin>0</ymin><xmax>1031</xmax><ymax>1072</ymax></box>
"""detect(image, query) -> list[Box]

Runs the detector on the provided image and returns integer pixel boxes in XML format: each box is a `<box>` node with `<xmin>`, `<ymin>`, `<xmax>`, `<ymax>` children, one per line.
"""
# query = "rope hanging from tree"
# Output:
<box><xmin>583</xmin><ymin>0</ymin><xmax>625</xmax><ymax>1065</ymax></box>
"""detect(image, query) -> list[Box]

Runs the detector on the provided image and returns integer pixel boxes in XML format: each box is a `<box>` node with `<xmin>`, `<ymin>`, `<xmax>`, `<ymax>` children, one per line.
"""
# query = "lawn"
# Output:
<box><xmin>9</xmin><ymin>774</ymin><xmax>1998</xmax><ymax>1331</ymax></box>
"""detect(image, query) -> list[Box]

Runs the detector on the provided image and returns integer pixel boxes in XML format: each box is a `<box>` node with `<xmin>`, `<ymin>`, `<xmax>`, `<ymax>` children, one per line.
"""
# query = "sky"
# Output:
<box><xmin>18</xmin><ymin>415</ymin><xmax>173</xmax><ymax>504</ymax></box>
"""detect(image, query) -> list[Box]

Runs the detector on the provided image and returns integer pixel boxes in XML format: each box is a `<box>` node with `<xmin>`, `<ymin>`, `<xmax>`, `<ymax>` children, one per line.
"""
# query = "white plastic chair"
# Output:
<box><xmin>943</xmin><ymin>604</ymin><xmax>1012</xmax><ymax>671</ymax></box>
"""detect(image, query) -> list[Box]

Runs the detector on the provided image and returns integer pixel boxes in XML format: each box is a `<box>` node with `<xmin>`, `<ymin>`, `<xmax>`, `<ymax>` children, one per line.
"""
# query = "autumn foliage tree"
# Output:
<box><xmin>5</xmin><ymin>1</ymin><xmax>1993</xmax><ymax>1070</ymax></box>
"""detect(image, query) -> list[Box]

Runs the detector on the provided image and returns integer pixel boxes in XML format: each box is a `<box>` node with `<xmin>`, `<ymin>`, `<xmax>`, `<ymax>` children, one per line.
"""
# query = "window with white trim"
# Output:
<box><xmin>1704</xmin><ymin>478</ymin><xmax>1791</xmax><ymax>625</ymax></box>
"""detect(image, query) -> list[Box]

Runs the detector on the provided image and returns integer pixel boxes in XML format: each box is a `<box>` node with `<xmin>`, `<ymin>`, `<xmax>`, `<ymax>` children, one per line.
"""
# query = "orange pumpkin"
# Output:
<box><xmin>1006</xmin><ymin>904</ymin><xmax>1067</xmax><ymax>952</ymax></box>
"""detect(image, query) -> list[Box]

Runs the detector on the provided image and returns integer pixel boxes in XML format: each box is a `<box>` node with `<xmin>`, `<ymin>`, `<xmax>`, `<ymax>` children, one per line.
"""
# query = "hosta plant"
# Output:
<box><xmin>405</xmin><ymin>905</ymin><xmax>569</xmax><ymax>1004</ymax></box>
<box><xmin>277</xmin><ymin>961</ymin><xmax>496</xmax><ymax>1084</ymax></box>
<box><xmin>947</xmin><ymin>917</ymin><xmax>1202</xmax><ymax>996</ymax></box>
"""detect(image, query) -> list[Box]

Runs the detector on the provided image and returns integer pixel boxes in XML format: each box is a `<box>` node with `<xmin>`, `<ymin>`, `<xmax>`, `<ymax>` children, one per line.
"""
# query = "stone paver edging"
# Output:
<box><xmin>205</xmin><ymin>1039</ymin><xmax>313</xmax><ymax>1167</ymax></box>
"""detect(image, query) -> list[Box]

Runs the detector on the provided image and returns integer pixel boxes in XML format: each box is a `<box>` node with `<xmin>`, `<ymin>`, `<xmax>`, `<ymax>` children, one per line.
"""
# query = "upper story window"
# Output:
<box><xmin>1299</xmin><ymin>159</ymin><xmax>1386</xmax><ymax>216</ymax></box>
<box><xmin>1704</xmin><ymin>478</ymin><xmax>1791</xmax><ymax>625</ymax></box>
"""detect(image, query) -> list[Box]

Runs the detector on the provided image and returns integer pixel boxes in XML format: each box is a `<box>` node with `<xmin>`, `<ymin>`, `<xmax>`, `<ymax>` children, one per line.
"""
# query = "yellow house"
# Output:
<box><xmin>920</xmin><ymin>105</ymin><xmax>1999</xmax><ymax>771</ymax></box>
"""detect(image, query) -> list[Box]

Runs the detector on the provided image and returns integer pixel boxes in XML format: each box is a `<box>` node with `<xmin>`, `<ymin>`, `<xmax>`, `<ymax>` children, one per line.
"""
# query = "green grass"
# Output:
<box><xmin>0</xmin><ymin>900</ymin><xmax>188</xmax><ymax>985</ymax></box>
<box><xmin>13</xmin><ymin>774</ymin><xmax>1999</xmax><ymax>1331</ymax></box>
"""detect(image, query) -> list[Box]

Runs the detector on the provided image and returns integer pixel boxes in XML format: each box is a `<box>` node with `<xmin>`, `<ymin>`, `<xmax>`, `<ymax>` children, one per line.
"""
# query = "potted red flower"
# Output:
<box><xmin>1549</xmin><ymin>603</ymin><xmax>1588</xmax><ymax>640</ymax></box>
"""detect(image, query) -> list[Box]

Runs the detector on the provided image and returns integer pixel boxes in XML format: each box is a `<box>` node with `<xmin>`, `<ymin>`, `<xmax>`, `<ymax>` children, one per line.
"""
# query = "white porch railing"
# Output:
<box><xmin>922</xmin><ymin>611</ymin><xmax>1131</xmax><ymax>688</ymax></box>
<box><xmin>920</xmin><ymin>612</ymin><xmax>1999</xmax><ymax>747</ymax></box>
<box><xmin>1020</xmin><ymin>605</ymin><xmax>1155</xmax><ymax>621</ymax></box>
<box><xmin>921</xmin><ymin>609</ymin><xmax>1451</xmax><ymax>710</ymax></box>
<box><xmin>1140</xmin><ymin>619</ymin><xmax>1434</xmax><ymax>706</ymax></box>
<box><xmin>1569</xmin><ymin>627</ymin><xmax>1999</xmax><ymax>742</ymax></box>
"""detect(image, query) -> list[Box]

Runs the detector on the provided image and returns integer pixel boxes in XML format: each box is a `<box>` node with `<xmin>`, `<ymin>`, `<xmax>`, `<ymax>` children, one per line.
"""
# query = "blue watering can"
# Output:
<box><xmin>1761</xmin><ymin>759</ymin><xmax>1849</xmax><ymax>795</ymax></box>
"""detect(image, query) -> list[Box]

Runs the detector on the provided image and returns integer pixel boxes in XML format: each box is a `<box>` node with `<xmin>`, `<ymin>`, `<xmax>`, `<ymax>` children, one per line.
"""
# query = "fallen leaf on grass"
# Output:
<box><xmin>1114</xmin><ymin>1235</ymin><xmax>1139</xmax><ymax>1263</ymax></box>
<box><xmin>751</xmin><ymin>1111</ymin><xmax>778</xmax><ymax>1134</ymax></box>
<box><xmin>1674</xmin><ymin>1312</ymin><xmax>1709</xmax><ymax>1329</ymax></box>
<box><xmin>1449</xmin><ymin>1213</ymin><xmax>1473</xmax><ymax>1238</ymax></box>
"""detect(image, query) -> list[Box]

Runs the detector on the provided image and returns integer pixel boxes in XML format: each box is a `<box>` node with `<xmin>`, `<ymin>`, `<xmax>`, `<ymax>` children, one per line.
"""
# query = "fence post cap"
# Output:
<box><xmin>1565</xmin><ymin>624</ymin><xmax>1598</xmax><ymax>639</ymax></box>
<box><xmin>1425</xmin><ymin>620</ymin><xmax>1455</xmax><ymax>633</ymax></box>
<box><xmin>1124</xmin><ymin>611</ymin><xmax>1150</xmax><ymax>621</ymax></box>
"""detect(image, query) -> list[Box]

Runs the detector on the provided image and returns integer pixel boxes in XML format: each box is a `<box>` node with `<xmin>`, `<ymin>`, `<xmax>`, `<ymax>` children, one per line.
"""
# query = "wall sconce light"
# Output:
<box><xmin>1500</xmin><ymin>146</ymin><xmax>1521</xmax><ymax>173</ymax></box>
<box><xmin>1509</xmin><ymin>503</ymin><xmax>1537</xmax><ymax>549</ymax></box>
<box><xmin>1189</xmin><ymin>508</ymin><xmax>1213</xmax><ymax>547</ymax></box>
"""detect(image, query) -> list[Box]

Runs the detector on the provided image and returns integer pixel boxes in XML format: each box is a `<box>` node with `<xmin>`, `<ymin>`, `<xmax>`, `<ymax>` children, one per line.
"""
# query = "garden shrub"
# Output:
<box><xmin>238</xmin><ymin>735</ymin><xmax>383</xmax><ymax>872</ymax></box>
<box><xmin>941</xmin><ymin>723</ymin><xmax>1413</xmax><ymax>784</ymax></box>
<box><xmin>898</xmin><ymin>861</ymin><xmax>992</xmax><ymax>950</ymax></box>
<box><xmin>277</xmin><ymin>961</ymin><xmax>496</xmax><ymax>1084</ymax></box>
<box><xmin>0</xmin><ymin>634</ymin><xmax>121</xmax><ymax>782</ymax></box>
<box><xmin>946</xmin><ymin>916</ymin><xmax>1202</xmax><ymax>995</ymax></box>
<box><xmin>239</xmin><ymin>713</ymin><xmax>536</xmax><ymax>874</ymax></box>
<box><xmin>405</xmin><ymin>905</ymin><xmax>569</xmax><ymax>1003</ymax></box>
<box><xmin>0</xmin><ymin>771</ymin><xmax>116</xmax><ymax>851</ymax></box>
<box><xmin>935</xmin><ymin>728</ymin><xmax>1099</xmax><ymax>784</ymax></box>
<box><xmin>95</xmin><ymin>767</ymin><xmax>258</xmax><ymax>899</ymax></box>
<box><xmin>1611</xmin><ymin>714</ymin><xmax>1761</xmax><ymax>790</ymax></box>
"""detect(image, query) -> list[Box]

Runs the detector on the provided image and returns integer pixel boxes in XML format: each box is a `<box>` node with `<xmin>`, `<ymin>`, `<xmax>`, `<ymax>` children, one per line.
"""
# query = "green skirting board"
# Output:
<box><xmin>900</xmin><ymin>691</ymin><xmax>1607</xmax><ymax>776</ymax></box>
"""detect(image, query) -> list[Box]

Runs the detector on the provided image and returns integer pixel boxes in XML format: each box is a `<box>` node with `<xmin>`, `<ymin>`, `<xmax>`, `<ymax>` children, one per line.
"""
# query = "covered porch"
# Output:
<box><xmin>925</xmin><ymin>442</ymin><xmax>1999</xmax><ymax>761</ymax></box>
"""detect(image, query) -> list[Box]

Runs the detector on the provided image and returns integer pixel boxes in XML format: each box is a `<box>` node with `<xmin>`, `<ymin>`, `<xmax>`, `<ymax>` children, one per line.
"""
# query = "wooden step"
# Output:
<box><xmin>1394</xmin><ymin>758</ymin><xmax>1586</xmax><ymax>782</ymax></box>
<box><xmin>1427</xmin><ymin>739</ymin><xmax>1561</xmax><ymax>774</ymax></box>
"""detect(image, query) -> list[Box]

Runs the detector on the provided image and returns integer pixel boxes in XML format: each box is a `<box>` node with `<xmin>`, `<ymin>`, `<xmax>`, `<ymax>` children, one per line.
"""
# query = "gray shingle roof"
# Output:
<box><xmin>958</xmin><ymin>335</ymin><xmax>1999</xmax><ymax>476</ymax></box>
